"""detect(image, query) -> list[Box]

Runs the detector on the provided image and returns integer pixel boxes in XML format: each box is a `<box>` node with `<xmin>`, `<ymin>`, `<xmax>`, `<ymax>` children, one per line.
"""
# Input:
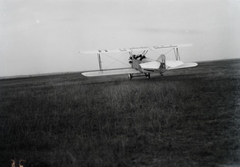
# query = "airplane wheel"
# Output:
<box><xmin>146</xmin><ymin>73</ymin><xmax>150</xmax><ymax>79</ymax></box>
<box><xmin>128</xmin><ymin>74</ymin><xmax>133</xmax><ymax>80</ymax></box>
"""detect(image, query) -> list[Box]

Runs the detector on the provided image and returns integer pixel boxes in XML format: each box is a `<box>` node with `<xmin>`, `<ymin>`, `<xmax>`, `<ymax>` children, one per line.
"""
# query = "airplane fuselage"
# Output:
<box><xmin>130</xmin><ymin>55</ymin><xmax>166</xmax><ymax>74</ymax></box>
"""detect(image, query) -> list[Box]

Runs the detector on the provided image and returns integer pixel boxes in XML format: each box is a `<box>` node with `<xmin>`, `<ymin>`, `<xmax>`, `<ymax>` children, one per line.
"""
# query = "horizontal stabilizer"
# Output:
<box><xmin>140</xmin><ymin>61</ymin><xmax>160</xmax><ymax>70</ymax></box>
<box><xmin>140</xmin><ymin>60</ymin><xmax>184</xmax><ymax>70</ymax></box>
<box><xmin>168</xmin><ymin>62</ymin><xmax>198</xmax><ymax>70</ymax></box>
<box><xmin>82</xmin><ymin>68</ymin><xmax>140</xmax><ymax>77</ymax></box>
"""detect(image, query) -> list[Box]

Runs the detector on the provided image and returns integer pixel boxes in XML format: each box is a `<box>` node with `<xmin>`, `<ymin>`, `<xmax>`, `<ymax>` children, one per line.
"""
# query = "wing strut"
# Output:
<box><xmin>97</xmin><ymin>53</ymin><xmax>103</xmax><ymax>71</ymax></box>
<box><xmin>173</xmin><ymin>47</ymin><xmax>181</xmax><ymax>61</ymax></box>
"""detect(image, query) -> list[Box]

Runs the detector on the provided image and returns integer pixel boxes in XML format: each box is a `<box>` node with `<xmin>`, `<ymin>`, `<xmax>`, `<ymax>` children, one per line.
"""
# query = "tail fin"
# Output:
<box><xmin>156</xmin><ymin>54</ymin><xmax>166</xmax><ymax>72</ymax></box>
<box><xmin>156</xmin><ymin>54</ymin><xmax>166</xmax><ymax>63</ymax></box>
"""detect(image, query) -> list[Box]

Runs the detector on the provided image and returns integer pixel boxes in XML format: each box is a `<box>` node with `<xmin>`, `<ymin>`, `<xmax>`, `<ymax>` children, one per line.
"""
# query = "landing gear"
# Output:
<box><xmin>145</xmin><ymin>73</ymin><xmax>150</xmax><ymax>79</ymax></box>
<box><xmin>128</xmin><ymin>74</ymin><xmax>133</xmax><ymax>80</ymax></box>
<box><xmin>128</xmin><ymin>73</ymin><xmax>150</xmax><ymax>80</ymax></box>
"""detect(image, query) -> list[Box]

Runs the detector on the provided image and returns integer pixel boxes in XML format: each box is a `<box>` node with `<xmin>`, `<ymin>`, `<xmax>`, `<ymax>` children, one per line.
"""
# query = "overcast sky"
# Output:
<box><xmin>0</xmin><ymin>0</ymin><xmax>239</xmax><ymax>77</ymax></box>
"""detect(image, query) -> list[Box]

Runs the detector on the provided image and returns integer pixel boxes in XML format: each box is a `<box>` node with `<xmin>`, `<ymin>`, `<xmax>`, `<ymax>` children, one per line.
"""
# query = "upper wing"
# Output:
<box><xmin>82</xmin><ymin>68</ymin><xmax>140</xmax><ymax>77</ymax></box>
<box><xmin>79</xmin><ymin>48</ymin><xmax>131</xmax><ymax>54</ymax></box>
<box><xmin>152</xmin><ymin>44</ymin><xmax>192</xmax><ymax>50</ymax></box>
<box><xmin>79</xmin><ymin>44</ymin><xmax>192</xmax><ymax>54</ymax></box>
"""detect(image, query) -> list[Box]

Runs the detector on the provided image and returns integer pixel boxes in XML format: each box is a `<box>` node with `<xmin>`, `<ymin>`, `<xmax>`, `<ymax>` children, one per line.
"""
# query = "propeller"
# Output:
<box><xmin>129</xmin><ymin>56</ymin><xmax>133</xmax><ymax>64</ymax></box>
<box><xmin>129</xmin><ymin>54</ymin><xmax>146</xmax><ymax>64</ymax></box>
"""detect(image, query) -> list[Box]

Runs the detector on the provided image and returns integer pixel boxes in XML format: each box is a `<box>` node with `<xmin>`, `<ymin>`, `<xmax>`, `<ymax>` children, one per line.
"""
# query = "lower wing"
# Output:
<box><xmin>140</xmin><ymin>61</ymin><xmax>198</xmax><ymax>71</ymax></box>
<box><xmin>82</xmin><ymin>68</ymin><xmax>140</xmax><ymax>77</ymax></box>
<box><xmin>167</xmin><ymin>62</ymin><xmax>198</xmax><ymax>70</ymax></box>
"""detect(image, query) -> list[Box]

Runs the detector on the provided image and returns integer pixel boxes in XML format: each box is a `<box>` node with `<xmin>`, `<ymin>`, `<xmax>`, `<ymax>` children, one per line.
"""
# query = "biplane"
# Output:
<box><xmin>80</xmin><ymin>44</ymin><xmax>198</xmax><ymax>80</ymax></box>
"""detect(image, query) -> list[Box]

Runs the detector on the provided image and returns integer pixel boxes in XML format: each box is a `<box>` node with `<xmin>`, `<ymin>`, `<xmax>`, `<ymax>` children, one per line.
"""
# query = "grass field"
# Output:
<box><xmin>0</xmin><ymin>59</ymin><xmax>240</xmax><ymax>167</ymax></box>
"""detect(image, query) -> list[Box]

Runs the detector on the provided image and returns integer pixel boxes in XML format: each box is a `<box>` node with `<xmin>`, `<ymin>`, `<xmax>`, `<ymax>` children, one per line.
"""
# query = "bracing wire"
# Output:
<box><xmin>100</xmin><ymin>47</ymin><xmax>175</xmax><ymax>70</ymax></box>
<box><xmin>164</xmin><ymin>48</ymin><xmax>174</xmax><ymax>55</ymax></box>
<box><xmin>149</xmin><ymin>47</ymin><xmax>174</xmax><ymax>56</ymax></box>
<box><xmin>101</xmin><ymin>52</ymin><xmax>130</xmax><ymax>69</ymax></box>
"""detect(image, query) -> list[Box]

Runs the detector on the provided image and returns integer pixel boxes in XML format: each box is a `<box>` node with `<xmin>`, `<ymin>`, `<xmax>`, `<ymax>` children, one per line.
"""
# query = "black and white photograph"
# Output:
<box><xmin>0</xmin><ymin>0</ymin><xmax>240</xmax><ymax>166</ymax></box>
